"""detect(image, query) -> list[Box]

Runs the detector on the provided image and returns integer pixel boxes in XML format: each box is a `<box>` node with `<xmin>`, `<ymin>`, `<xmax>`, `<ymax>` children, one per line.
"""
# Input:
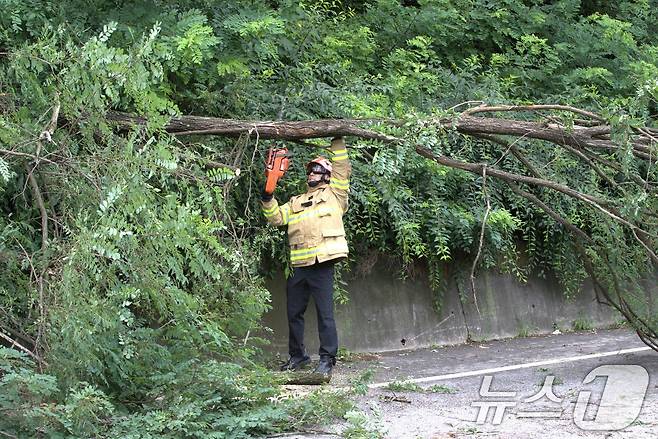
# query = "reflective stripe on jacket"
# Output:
<box><xmin>262</xmin><ymin>138</ymin><xmax>351</xmax><ymax>267</ymax></box>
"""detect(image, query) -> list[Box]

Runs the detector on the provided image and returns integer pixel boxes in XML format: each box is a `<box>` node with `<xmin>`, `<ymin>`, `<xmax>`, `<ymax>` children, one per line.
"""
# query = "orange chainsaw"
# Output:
<box><xmin>265</xmin><ymin>147</ymin><xmax>290</xmax><ymax>194</ymax></box>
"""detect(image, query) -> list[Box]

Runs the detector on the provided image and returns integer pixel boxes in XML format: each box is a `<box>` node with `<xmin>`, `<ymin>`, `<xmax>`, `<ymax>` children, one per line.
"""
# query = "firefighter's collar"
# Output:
<box><xmin>306</xmin><ymin>182</ymin><xmax>329</xmax><ymax>193</ymax></box>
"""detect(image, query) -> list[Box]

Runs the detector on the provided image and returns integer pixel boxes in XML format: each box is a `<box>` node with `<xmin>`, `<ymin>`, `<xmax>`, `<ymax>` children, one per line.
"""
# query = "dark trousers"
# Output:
<box><xmin>286</xmin><ymin>260</ymin><xmax>338</xmax><ymax>362</ymax></box>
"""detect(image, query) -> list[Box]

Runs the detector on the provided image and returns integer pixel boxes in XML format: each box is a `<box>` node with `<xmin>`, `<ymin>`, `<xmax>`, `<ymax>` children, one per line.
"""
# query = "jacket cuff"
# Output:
<box><xmin>261</xmin><ymin>191</ymin><xmax>273</xmax><ymax>202</ymax></box>
<box><xmin>330</xmin><ymin>137</ymin><xmax>346</xmax><ymax>150</ymax></box>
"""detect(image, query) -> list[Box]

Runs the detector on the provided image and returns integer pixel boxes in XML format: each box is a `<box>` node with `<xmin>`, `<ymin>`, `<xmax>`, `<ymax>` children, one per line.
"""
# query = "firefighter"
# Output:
<box><xmin>261</xmin><ymin>137</ymin><xmax>351</xmax><ymax>378</ymax></box>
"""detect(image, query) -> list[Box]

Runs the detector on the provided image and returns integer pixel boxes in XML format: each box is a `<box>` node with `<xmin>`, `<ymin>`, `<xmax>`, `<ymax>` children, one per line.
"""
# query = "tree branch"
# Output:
<box><xmin>461</xmin><ymin>104</ymin><xmax>605</xmax><ymax>122</ymax></box>
<box><xmin>472</xmin><ymin>133</ymin><xmax>543</xmax><ymax>178</ymax></box>
<box><xmin>470</xmin><ymin>166</ymin><xmax>489</xmax><ymax>316</ymax></box>
<box><xmin>0</xmin><ymin>148</ymin><xmax>57</xmax><ymax>165</ymax></box>
<box><xmin>0</xmin><ymin>331</ymin><xmax>46</xmax><ymax>365</ymax></box>
<box><xmin>109</xmin><ymin>110</ymin><xmax>654</xmax><ymax>163</ymax></box>
<box><xmin>558</xmin><ymin>142</ymin><xmax>619</xmax><ymax>189</ymax></box>
<box><xmin>414</xmin><ymin>146</ymin><xmax>658</xmax><ymax>253</ymax></box>
<box><xmin>110</xmin><ymin>109</ymin><xmax>658</xmax><ymax>253</ymax></box>
<box><xmin>504</xmin><ymin>183</ymin><xmax>592</xmax><ymax>243</ymax></box>
<box><xmin>39</xmin><ymin>97</ymin><xmax>60</xmax><ymax>143</ymax></box>
<box><xmin>579</xmin><ymin>147</ymin><xmax>657</xmax><ymax>191</ymax></box>
<box><xmin>107</xmin><ymin>112</ymin><xmax>398</xmax><ymax>142</ymax></box>
<box><xmin>504</xmin><ymin>182</ymin><xmax>658</xmax><ymax>351</ymax></box>
<box><xmin>24</xmin><ymin>164</ymin><xmax>48</xmax><ymax>249</ymax></box>
<box><xmin>0</xmin><ymin>430</ymin><xmax>18</xmax><ymax>439</ymax></box>
<box><xmin>71</xmin><ymin>107</ymin><xmax>658</xmax><ymax>351</ymax></box>
<box><xmin>0</xmin><ymin>311</ymin><xmax>35</xmax><ymax>348</ymax></box>
<box><xmin>413</xmin><ymin>145</ymin><xmax>611</xmax><ymax>206</ymax></box>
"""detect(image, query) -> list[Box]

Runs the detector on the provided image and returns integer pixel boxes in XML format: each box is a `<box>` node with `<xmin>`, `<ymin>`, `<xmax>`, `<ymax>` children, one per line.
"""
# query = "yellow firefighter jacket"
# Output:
<box><xmin>261</xmin><ymin>138</ymin><xmax>351</xmax><ymax>267</ymax></box>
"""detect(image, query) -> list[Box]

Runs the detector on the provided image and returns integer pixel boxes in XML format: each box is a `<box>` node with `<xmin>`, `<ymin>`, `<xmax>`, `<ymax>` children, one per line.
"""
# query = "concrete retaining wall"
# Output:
<box><xmin>261</xmin><ymin>258</ymin><xmax>624</xmax><ymax>356</ymax></box>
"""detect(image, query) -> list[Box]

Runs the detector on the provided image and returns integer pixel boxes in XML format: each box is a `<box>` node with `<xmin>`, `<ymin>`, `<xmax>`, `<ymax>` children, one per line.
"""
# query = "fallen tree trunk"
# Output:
<box><xmin>107</xmin><ymin>111</ymin><xmax>398</xmax><ymax>142</ymax></box>
<box><xmin>108</xmin><ymin>107</ymin><xmax>654</xmax><ymax>158</ymax></box>
<box><xmin>105</xmin><ymin>105</ymin><xmax>658</xmax><ymax>352</ymax></box>
<box><xmin>277</xmin><ymin>371</ymin><xmax>331</xmax><ymax>385</ymax></box>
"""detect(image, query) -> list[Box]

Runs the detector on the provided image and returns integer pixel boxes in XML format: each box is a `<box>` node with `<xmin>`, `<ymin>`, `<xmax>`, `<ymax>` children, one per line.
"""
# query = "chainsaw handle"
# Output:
<box><xmin>264</xmin><ymin>169</ymin><xmax>279</xmax><ymax>194</ymax></box>
<box><xmin>264</xmin><ymin>147</ymin><xmax>290</xmax><ymax>195</ymax></box>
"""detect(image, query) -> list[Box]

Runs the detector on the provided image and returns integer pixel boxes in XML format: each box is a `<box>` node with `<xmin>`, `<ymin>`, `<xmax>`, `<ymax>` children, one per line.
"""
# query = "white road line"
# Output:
<box><xmin>368</xmin><ymin>346</ymin><xmax>653</xmax><ymax>389</ymax></box>
<box><xmin>516</xmin><ymin>411</ymin><xmax>562</xmax><ymax>418</ymax></box>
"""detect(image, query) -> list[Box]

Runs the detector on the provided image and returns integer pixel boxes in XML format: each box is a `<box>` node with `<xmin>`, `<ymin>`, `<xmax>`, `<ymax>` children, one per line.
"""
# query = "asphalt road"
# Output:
<box><xmin>282</xmin><ymin>329</ymin><xmax>658</xmax><ymax>438</ymax></box>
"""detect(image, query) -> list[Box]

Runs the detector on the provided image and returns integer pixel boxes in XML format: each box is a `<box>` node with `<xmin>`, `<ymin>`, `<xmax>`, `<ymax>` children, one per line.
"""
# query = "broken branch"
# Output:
<box><xmin>0</xmin><ymin>331</ymin><xmax>46</xmax><ymax>365</ymax></box>
<box><xmin>461</xmin><ymin>104</ymin><xmax>605</xmax><ymax>122</ymax></box>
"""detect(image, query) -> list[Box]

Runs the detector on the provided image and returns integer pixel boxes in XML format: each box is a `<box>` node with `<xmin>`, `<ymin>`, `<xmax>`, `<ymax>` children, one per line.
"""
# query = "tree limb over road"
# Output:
<box><xmin>108</xmin><ymin>105</ymin><xmax>658</xmax><ymax>352</ymax></box>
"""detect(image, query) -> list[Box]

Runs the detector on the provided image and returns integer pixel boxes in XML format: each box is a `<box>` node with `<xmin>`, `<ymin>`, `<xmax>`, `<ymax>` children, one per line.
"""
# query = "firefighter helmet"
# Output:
<box><xmin>306</xmin><ymin>157</ymin><xmax>332</xmax><ymax>175</ymax></box>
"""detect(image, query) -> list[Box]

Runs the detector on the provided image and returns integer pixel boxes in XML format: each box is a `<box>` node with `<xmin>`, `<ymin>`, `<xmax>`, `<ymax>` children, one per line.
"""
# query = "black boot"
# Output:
<box><xmin>280</xmin><ymin>355</ymin><xmax>311</xmax><ymax>371</ymax></box>
<box><xmin>313</xmin><ymin>357</ymin><xmax>335</xmax><ymax>377</ymax></box>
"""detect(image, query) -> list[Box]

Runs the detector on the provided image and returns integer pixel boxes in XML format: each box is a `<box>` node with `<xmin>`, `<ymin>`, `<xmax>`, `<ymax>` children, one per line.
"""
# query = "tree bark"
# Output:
<box><xmin>107</xmin><ymin>111</ymin><xmax>398</xmax><ymax>142</ymax></box>
<box><xmin>108</xmin><ymin>110</ymin><xmax>655</xmax><ymax>160</ymax></box>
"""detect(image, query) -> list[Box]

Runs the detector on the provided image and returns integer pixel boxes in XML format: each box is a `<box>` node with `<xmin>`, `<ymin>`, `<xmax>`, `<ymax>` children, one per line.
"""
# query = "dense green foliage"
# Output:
<box><xmin>0</xmin><ymin>0</ymin><xmax>657</xmax><ymax>437</ymax></box>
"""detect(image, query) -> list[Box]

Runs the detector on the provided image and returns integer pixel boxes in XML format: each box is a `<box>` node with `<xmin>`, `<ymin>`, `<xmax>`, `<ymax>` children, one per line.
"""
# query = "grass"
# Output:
<box><xmin>337</xmin><ymin>346</ymin><xmax>381</xmax><ymax>363</ymax></box>
<box><xmin>385</xmin><ymin>380</ymin><xmax>457</xmax><ymax>394</ymax></box>
<box><xmin>342</xmin><ymin>407</ymin><xmax>386</xmax><ymax>439</ymax></box>
<box><xmin>349</xmin><ymin>369</ymin><xmax>376</xmax><ymax>396</ymax></box>
<box><xmin>337</xmin><ymin>346</ymin><xmax>356</xmax><ymax>362</ymax></box>
<box><xmin>426</xmin><ymin>384</ymin><xmax>457</xmax><ymax>394</ymax></box>
<box><xmin>572</xmin><ymin>317</ymin><xmax>594</xmax><ymax>331</ymax></box>
<box><xmin>608</xmin><ymin>319</ymin><xmax>630</xmax><ymax>329</ymax></box>
<box><xmin>537</xmin><ymin>374</ymin><xmax>563</xmax><ymax>387</ymax></box>
<box><xmin>385</xmin><ymin>380</ymin><xmax>423</xmax><ymax>392</ymax></box>
<box><xmin>517</xmin><ymin>326</ymin><xmax>532</xmax><ymax>338</ymax></box>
